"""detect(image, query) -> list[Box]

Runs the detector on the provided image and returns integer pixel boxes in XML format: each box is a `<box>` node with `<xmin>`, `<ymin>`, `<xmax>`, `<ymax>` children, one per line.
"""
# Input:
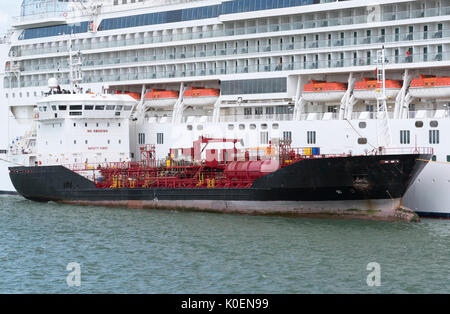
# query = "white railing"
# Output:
<box><xmin>143</xmin><ymin>110</ymin><xmax>450</xmax><ymax>124</ymax></box>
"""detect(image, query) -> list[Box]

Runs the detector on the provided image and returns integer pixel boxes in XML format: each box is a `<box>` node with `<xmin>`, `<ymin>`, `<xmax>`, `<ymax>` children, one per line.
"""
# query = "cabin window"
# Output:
<box><xmin>106</xmin><ymin>105</ymin><xmax>115</xmax><ymax>110</ymax></box>
<box><xmin>116</xmin><ymin>106</ymin><xmax>123</xmax><ymax>111</ymax></box>
<box><xmin>84</xmin><ymin>105</ymin><xmax>94</xmax><ymax>110</ymax></box>
<box><xmin>197</xmin><ymin>125</ymin><xmax>203</xmax><ymax>131</ymax></box>
<box><xmin>239</xmin><ymin>124</ymin><xmax>245</xmax><ymax>130</ymax></box>
<box><xmin>59</xmin><ymin>106</ymin><xmax>67</xmax><ymax>110</ymax></box>
<box><xmin>358</xmin><ymin>138</ymin><xmax>368</xmax><ymax>145</ymax></box>
<box><xmin>157</xmin><ymin>133</ymin><xmax>164</xmax><ymax>145</ymax></box>
<box><xmin>95</xmin><ymin>105</ymin><xmax>105</xmax><ymax>110</ymax></box>
<box><xmin>415</xmin><ymin>121</ymin><xmax>424</xmax><ymax>128</ymax></box>
<box><xmin>228</xmin><ymin>124</ymin><xmax>234</xmax><ymax>130</ymax></box>
<box><xmin>187</xmin><ymin>125</ymin><xmax>193</xmax><ymax>131</ymax></box>
<box><xmin>124</xmin><ymin>106</ymin><xmax>132</xmax><ymax>111</ymax></box>
<box><xmin>400</xmin><ymin>130</ymin><xmax>410</xmax><ymax>144</ymax></box>
<box><xmin>261</xmin><ymin>124</ymin><xmax>268</xmax><ymax>130</ymax></box>
<box><xmin>272</xmin><ymin>123</ymin><xmax>279</xmax><ymax>130</ymax></box>
<box><xmin>85</xmin><ymin>123</ymin><xmax>88</xmax><ymax>127</ymax></box>
<box><xmin>70</xmin><ymin>105</ymin><xmax>82</xmax><ymax>110</ymax></box>
<box><xmin>359</xmin><ymin>122</ymin><xmax>367</xmax><ymax>129</ymax></box>
<box><xmin>429</xmin><ymin>130</ymin><xmax>440</xmax><ymax>144</ymax></box>
<box><xmin>73</xmin><ymin>123</ymin><xmax>76</xmax><ymax>127</ymax></box>
<box><xmin>250</xmin><ymin>124</ymin><xmax>256</xmax><ymax>130</ymax></box>
<box><xmin>307</xmin><ymin>131</ymin><xmax>316</xmax><ymax>145</ymax></box>
<box><xmin>52</xmin><ymin>106</ymin><xmax>57</xmax><ymax>111</ymax></box>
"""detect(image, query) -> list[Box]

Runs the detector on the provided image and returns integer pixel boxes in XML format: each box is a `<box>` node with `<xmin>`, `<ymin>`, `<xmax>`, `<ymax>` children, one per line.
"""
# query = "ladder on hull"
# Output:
<box><xmin>376</xmin><ymin>49</ymin><xmax>392</xmax><ymax>148</ymax></box>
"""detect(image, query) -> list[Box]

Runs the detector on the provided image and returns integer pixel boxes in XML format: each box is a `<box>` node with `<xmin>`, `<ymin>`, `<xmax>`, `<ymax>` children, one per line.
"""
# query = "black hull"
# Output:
<box><xmin>10</xmin><ymin>154</ymin><xmax>430</xmax><ymax>203</ymax></box>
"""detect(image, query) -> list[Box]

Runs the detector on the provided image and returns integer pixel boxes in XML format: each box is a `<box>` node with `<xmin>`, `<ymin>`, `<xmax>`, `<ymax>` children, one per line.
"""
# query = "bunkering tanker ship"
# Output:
<box><xmin>7</xmin><ymin>87</ymin><xmax>432</xmax><ymax>222</ymax></box>
<box><xmin>9</xmin><ymin>139</ymin><xmax>432</xmax><ymax>222</ymax></box>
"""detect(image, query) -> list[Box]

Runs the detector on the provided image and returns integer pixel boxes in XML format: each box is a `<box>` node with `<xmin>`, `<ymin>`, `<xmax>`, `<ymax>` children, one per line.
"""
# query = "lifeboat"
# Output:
<box><xmin>116</xmin><ymin>91</ymin><xmax>141</xmax><ymax>100</ymax></box>
<box><xmin>409</xmin><ymin>75</ymin><xmax>450</xmax><ymax>99</ymax></box>
<box><xmin>302</xmin><ymin>81</ymin><xmax>347</xmax><ymax>102</ymax></box>
<box><xmin>144</xmin><ymin>89</ymin><xmax>179</xmax><ymax>108</ymax></box>
<box><xmin>353</xmin><ymin>78</ymin><xmax>402</xmax><ymax>100</ymax></box>
<box><xmin>183</xmin><ymin>87</ymin><xmax>220</xmax><ymax>106</ymax></box>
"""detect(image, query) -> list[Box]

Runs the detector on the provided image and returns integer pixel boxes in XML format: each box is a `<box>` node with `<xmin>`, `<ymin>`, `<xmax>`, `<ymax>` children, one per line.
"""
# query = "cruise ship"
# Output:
<box><xmin>1</xmin><ymin>0</ymin><xmax>450</xmax><ymax>218</ymax></box>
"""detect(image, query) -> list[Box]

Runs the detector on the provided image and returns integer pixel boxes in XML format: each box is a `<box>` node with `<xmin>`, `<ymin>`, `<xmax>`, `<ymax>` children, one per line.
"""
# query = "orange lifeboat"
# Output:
<box><xmin>183</xmin><ymin>87</ymin><xmax>220</xmax><ymax>106</ymax></box>
<box><xmin>353</xmin><ymin>78</ymin><xmax>402</xmax><ymax>100</ymax></box>
<box><xmin>116</xmin><ymin>91</ymin><xmax>141</xmax><ymax>100</ymax></box>
<box><xmin>409</xmin><ymin>75</ymin><xmax>450</xmax><ymax>99</ymax></box>
<box><xmin>302</xmin><ymin>81</ymin><xmax>347</xmax><ymax>102</ymax></box>
<box><xmin>144</xmin><ymin>89</ymin><xmax>179</xmax><ymax>108</ymax></box>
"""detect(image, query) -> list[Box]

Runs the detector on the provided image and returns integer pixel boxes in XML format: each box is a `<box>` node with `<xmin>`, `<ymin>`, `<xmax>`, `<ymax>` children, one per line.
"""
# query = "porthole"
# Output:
<box><xmin>239</xmin><ymin>124</ymin><xmax>245</xmax><ymax>130</ymax></box>
<box><xmin>358</xmin><ymin>138</ymin><xmax>368</xmax><ymax>145</ymax></box>
<box><xmin>430</xmin><ymin>120</ymin><xmax>439</xmax><ymax>128</ymax></box>
<box><xmin>261</xmin><ymin>124</ymin><xmax>268</xmax><ymax>130</ymax></box>
<box><xmin>415</xmin><ymin>121</ymin><xmax>424</xmax><ymax>128</ymax></box>
<box><xmin>250</xmin><ymin>124</ymin><xmax>256</xmax><ymax>130</ymax></box>
<box><xmin>272</xmin><ymin>123</ymin><xmax>279</xmax><ymax>129</ymax></box>
<box><xmin>187</xmin><ymin>125</ymin><xmax>193</xmax><ymax>131</ymax></box>
<box><xmin>359</xmin><ymin>122</ymin><xmax>367</xmax><ymax>129</ymax></box>
<box><xmin>228</xmin><ymin>124</ymin><xmax>234</xmax><ymax>130</ymax></box>
<box><xmin>197</xmin><ymin>125</ymin><xmax>203</xmax><ymax>131</ymax></box>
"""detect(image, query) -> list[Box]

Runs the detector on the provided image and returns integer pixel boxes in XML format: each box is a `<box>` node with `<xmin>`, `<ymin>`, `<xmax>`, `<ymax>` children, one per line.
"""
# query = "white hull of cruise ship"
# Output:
<box><xmin>2</xmin><ymin>0</ymin><xmax>450</xmax><ymax>218</ymax></box>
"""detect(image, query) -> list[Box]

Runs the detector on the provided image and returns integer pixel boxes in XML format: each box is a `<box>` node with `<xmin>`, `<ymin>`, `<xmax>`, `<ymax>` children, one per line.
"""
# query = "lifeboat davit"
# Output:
<box><xmin>302</xmin><ymin>81</ymin><xmax>347</xmax><ymax>102</ymax></box>
<box><xmin>144</xmin><ymin>89</ymin><xmax>179</xmax><ymax>109</ymax></box>
<box><xmin>183</xmin><ymin>87</ymin><xmax>220</xmax><ymax>106</ymax></box>
<box><xmin>353</xmin><ymin>78</ymin><xmax>402</xmax><ymax>100</ymax></box>
<box><xmin>409</xmin><ymin>75</ymin><xmax>450</xmax><ymax>99</ymax></box>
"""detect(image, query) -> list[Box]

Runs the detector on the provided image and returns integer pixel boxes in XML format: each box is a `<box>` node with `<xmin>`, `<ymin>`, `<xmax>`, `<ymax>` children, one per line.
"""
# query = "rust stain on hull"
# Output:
<box><xmin>57</xmin><ymin>199</ymin><xmax>420</xmax><ymax>222</ymax></box>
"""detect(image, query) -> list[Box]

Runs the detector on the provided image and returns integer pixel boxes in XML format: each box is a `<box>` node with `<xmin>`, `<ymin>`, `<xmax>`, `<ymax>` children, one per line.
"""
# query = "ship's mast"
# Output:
<box><xmin>68</xmin><ymin>34</ymin><xmax>83</xmax><ymax>93</ymax></box>
<box><xmin>376</xmin><ymin>46</ymin><xmax>392</xmax><ymax>148</ymax></box>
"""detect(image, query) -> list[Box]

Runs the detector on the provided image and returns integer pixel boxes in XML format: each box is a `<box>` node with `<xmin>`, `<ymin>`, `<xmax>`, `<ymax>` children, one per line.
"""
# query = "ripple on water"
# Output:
<box><xmin>0</xmin><ymin>195</ymin><xmax>449</xmax><ymax>293</ymax></box>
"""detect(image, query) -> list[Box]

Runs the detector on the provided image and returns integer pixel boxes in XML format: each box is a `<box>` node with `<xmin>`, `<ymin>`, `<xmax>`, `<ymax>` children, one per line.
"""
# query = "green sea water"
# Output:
<box><xmin>0</xmin><ymin>195</ymin><xmax>448</xmax><ymax>293</ymax></box>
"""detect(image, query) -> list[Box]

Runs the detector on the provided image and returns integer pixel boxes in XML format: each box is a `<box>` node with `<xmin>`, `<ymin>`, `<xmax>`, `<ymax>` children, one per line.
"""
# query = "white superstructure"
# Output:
<box><xmin>1</xmin><ymin>0</ymin><xmax>450</xmax><ymax>217</ymax></box>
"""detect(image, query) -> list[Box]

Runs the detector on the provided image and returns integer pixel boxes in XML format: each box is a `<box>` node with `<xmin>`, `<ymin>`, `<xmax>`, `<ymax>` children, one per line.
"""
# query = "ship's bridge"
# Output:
<box><xmin>13</xmin><ymin>0</ymin><xmax>87</xmax><ymax>28</ymax></box>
